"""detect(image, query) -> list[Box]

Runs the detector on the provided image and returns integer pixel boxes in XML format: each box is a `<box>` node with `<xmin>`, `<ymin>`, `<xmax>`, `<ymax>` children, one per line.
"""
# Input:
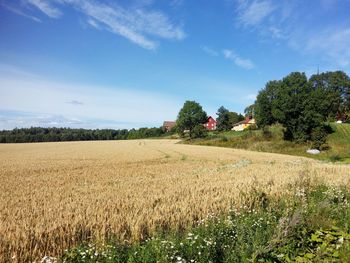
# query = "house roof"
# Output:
<box><xmin>206</xmin><ymin>116</ymin><xmax>216</xmax><ymax>122</ymax></box>
<box><xmin>233</xmin><ymin>117</ymin><xmax>252</xmax><ymax>126</ymax></box>
<box><xmin>233</xmin><ymin>120</ymin><xmax>246</xmax><ymax>126</ymax></box>
<box><xmin>163</xmin><ymin>121</ymin><xmax>176</xmax><ymax>126</ymax></box>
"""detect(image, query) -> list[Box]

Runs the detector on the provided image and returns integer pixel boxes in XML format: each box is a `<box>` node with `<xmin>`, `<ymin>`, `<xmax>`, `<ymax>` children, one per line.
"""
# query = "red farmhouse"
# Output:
<box><xmin>204</xmin><ymin>116</ymin><xmax>217</xmax><ymax>131</ymax></box>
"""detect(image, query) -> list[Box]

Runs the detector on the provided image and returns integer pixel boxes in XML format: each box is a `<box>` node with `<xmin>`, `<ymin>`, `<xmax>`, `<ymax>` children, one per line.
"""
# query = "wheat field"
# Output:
<box><xmin>0</xmin><ymin>139</ymin><xmax>349</xmax><ymax>262</ymax></box>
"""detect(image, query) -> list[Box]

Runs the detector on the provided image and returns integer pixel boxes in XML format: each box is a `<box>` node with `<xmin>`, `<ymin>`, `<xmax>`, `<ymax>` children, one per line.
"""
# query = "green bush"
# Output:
<box><xmin>191</xmin><ymin>125</ymin><xmax>208</xmax><ymax>139</ymax></box>
<box><xmin>329</xmin><ymin>154</ymin><xmax>343</xmax><ymax>162</ymax></box>
<box><xmin>311</xmin><ymin>126</ymin><xmax>328</xmax><ymax>149</ymax></box>
<box><xmin>262</xmin><ymin>126</ymin><xmax>273</xmax><ymax>139</ymax></box>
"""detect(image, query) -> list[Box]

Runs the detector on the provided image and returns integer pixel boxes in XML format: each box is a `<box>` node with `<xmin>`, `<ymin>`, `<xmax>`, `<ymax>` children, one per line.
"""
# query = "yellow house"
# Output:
<box><xmin>232</xmin><ymin>117</ymin><xmax>256</xmax><ymax>131</ymax></box>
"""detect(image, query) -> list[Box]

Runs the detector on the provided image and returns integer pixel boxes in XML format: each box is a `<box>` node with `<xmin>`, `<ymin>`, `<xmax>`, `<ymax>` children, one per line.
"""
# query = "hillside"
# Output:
<box><xmin>327</xmin><ymin>123</ymin><xmax>350</xmax><ymax>162</ymax></box>
<box><xmin>187</xmin><ymin>123</ymin><xmax>350</xmax><ymax>163</ymax></box>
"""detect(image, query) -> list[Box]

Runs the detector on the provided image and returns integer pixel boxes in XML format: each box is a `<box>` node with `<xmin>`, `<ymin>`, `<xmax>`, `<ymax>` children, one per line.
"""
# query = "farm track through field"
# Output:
<box><xmin>0</xmin><ymin>139</ymin><xmax>349</xmax><ymax>262</ymax></box>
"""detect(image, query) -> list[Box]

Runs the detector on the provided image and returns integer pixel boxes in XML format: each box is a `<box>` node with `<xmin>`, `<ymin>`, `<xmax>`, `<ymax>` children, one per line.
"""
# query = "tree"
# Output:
<box><xmin>191</xmin><ymin>124</ymin><xmax>208</xmax><ymax>138</ymax></box>
<box><xmin>255</xmin><ymin>80</ymin><xmax>280</xmax><ymax>127</ymax></box>
<box><xmin>216</xmin><ymin>106</ymin><xmax>231</xmax><ymax>131</ymax></box>
<box><xmin>176</xmin><ymin>101</ymin><xmax>207</xmax><ymax>137</ymax></box>
<box><xmin>228</xmin><ymin>112</ymin><xmax>244</xmax><ymax>127</ymax></box>
<box><xmin>309</xmin><ymin>71</ymin><xmax>350</xmax><ymax>120</ymax></box>
<box><xmin>255</xmin><ymin>72</ymin><xmax>327</xmax><ymax>142</ymax></box>
<box><xmin>244</xmin><ymin>104</ymin><xmax>255</xmax><ymax>118</ymax></box>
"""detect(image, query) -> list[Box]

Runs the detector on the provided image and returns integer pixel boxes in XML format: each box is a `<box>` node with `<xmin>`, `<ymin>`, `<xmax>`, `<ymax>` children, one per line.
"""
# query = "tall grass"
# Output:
<box><xmin>62</xmin><ymin>182</ymin><xmax>350</xmax><ymax>262</ymax></box>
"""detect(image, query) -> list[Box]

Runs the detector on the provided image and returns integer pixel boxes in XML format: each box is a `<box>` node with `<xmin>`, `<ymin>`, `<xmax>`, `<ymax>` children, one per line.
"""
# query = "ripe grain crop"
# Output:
<box><xmin>0</xmin><ymin>139</ymin><xmax>349</xmax><ymax>262</ymax></box>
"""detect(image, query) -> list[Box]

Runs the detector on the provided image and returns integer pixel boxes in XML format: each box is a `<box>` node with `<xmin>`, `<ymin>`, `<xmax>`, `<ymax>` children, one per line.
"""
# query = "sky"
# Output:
<box><xmin>1</xmin><ymin>0</ymin><xmax>350</xmax><ymax>130</ymax></box>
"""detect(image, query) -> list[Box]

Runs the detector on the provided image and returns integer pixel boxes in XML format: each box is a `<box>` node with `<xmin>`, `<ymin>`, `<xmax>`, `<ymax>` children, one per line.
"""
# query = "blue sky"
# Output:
<box><xmin>1</xmin><ymin>0</ymin><xmax>350</xmax><ymax>130</ymax></box>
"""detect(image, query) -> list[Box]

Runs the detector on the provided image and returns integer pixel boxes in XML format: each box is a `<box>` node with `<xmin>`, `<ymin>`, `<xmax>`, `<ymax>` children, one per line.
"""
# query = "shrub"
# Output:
<box><xmin>329</xmin><ymin>154</ymin><xmax>343</xmax><ymax>162</ymax></box>
<box><xmin>191</xmin><ymin>125</ymin><xmax>208</xmax><ymax>139</ymax></box>
<box><xmin>246</xmin><ymin>124</ymin><xmax>258</xmax><ymax>131</ymax></box>
<box><xmin>262</xmin><ymin>126</ymin><xmax>273</xmax><ymax>139</ymax></box>
<box><xmin>311</xmin><ymin>126</ymin><xmax>328</xmax><ymax>149</ymax></box>
<box><xmin>221</xmin><ymin>136</ymin><xmax>228</xmax><ymax>142</ymax></box>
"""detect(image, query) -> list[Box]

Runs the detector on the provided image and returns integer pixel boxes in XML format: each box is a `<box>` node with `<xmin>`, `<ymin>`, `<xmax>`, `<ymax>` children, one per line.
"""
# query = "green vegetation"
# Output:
<box><xmin>0</xmin><ymin>127</ymin><xmax>167</xmax><ymax>143</ymax></box>
<box><xmin>61</xmin><ymin>182</ymin><xmax>350</xmax><ymax>262</ymax></box>
<box><xmin>216</xmin><ymin>106</ymin><xmax>244</xmax><ymax>131</ymax></box>
<box><xmin>326</xmin><ymin>123</ymin><xmax>350</xmax><ymax>163</ymax></box>
<box><xmin>176</xmin><ymin>100</ymin><xmax>208</xmax><ymax>138</ymax></box>
<box><xmin>255</xmin><ymin>71</ymin><xmax>350</xmax><ymax>146</ymax></box>
<box><xmin>187</xmin><ymin>123</ymin><xmax>350</xmax><ymax>163</ymax></box>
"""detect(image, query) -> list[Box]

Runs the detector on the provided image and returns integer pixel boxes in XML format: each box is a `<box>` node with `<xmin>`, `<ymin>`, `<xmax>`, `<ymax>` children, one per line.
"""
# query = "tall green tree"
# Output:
<box><xmin>228</xmin><ymin>112</ymin><xmax>245</xmax><ymax>126</ymax></box>
<box><xmin>255</xmin><ymin>72</ymin><xmax>326</xmax><ymax>142</ymax></box>
<box><xmin>216</xmin><ymin>106</ymin><xmax>231</xmax><ymax>131</ymax></box>
<box><xmin>255</xmin><ymin>80</ymin><xmax>280</xmax><ymax>127</ymax></box>
<box><xmin>244</xmin><ymin>104</ymin><xmax>255</xmax><ymax>118</ymax></box>
<box><xmin>309</xmin><ymin>71</ymin><xmax>350</xmax><ymax>120</ymax></box>
<box><xmin>176</xmin><ymin>101</ymin><xmax>207</xmax><ymax>137</ymax></box>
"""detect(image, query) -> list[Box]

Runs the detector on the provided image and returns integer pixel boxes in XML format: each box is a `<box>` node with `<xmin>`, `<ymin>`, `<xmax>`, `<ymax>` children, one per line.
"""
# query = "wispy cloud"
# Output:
<box><xmin>201</xmin><ymin>46</ymin><xmax>255</xmax><ymax>70</ymax></box>
<box><xmin>223</xmin><ymin>49</ymin><xmax>255</xmax><ymax>69</ymax></box>
<box><xmin>20</xmin><ymin>0</ymin><xmax>185</xmax><ymax>50</ymax></box>
<box><xmin>27</xmin><ymin>0</ymin><xmax>62</xmax><ymax>18</ymax></box>
<box><xmin>1</xmin><ymin>2</ymin><xmax>42</xmax><ymax>22</ymax></box>
<box><xmin>306</xmin><ymin>27</ymin><xmax>350</xmax><ymax>67</ymax></box>
<box><xmin>236</xmin><ymin>0</ymin><xmax>275</xmax><ymax>27</ymax></box>
<box><xmin>86</xmin><ymin>18</ymin><xmax>100</xmax><ymax>29</ymax></box>
<box><xmin>170</xmin><ymin>0</ymin><xmax>184</xmax><ymax>8</ymax></box>
<box><xmin>201</xmin><ymin>46</ymin><xmax>218</xmax><ymax>56</ymax></box>
<box><xmin>232</xmin><ymin>0</ymin><xmax>350</xmax><ymax>67</ymax></box>
<box><xmin>268</xmin><ymin>26</ymin><xmax>285</xmax><ymax>39</ymax></box>
<box><xmin>66</xmin><ymin>100</ymin><xmax>84</xmax><ymax>106</ymax></box>
<box><xmin>244</xmin><ymin>93</ymin><xmax>257</xmax><ymax>101</ymax></box>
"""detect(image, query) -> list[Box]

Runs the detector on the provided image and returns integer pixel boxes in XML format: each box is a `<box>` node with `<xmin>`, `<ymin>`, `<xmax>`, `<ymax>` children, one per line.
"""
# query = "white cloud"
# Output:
<box><xmin>22</xmin><ymin>0</ymin><xmax>185</xmax><ymax>50</ymax></box>
<box><xmin>237</xmin><ymin>0</ymin><xmax>275</xmax><ymax>27</ymax></box>
<box><xmin>245</xmin><ymin>93</ymin><xmax>256</xmax><ymax>101</ymax></box>
<box><xmin>268</xmin><ymin>26</ymin><xmax>285</xmax><ymax>39</ymax></box>
<box><xmin>27</xmin><ymin>0</ymin><xmax>62</xmax><ymax>18</ymax></box>
<box><xmin>71</xmin><ymin>1</ymin><xmax>158</xmax><ymax>50</ymax></box>
<box><xmin>201</xmin><ymin>46</ymin><xmax>218</xmax><ymax>56</ymax></box>
<box><xmin>0</xmin><ymin>66</ymin><xmax>182</xmax><ymax>129</ymax></box>
<box><xmin>66</xmin><ymin>100</ymin><xmax>84</xmax><ymax>106</ymax></box>
<box><xmin>86</xmin><ymin>18</ymin><xmax>100</xmax><ymax>29</ymax></box>
<box><xmin>306</xmin><ymin>27</ymin><xmax>350</xmax><ymax>67</ymax></box>
<box><xmin>171</xmin><ymin>0</ymin><xmax>184</xmax><ymax>8</ymax></box>
<box><xmin>223</xmin><ymin>49</ymin><xmax>255</xmax><ymax>69</ymax></box>
<box><xmin>1</xmin><ymin>2</ymin><xmax>42</xmax><ymax>22</ymax></box>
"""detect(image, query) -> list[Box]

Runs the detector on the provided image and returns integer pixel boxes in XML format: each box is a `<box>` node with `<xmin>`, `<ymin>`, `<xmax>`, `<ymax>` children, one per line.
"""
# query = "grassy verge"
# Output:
<box><xmin>185</xmin><ymin>123</ymin><xmax>350</xmax><ymax>163</ymax></box>
<box><xmin>58</xmin><ymin>181</ymin><xmax>350</xmax><ymax>262</ymax></box>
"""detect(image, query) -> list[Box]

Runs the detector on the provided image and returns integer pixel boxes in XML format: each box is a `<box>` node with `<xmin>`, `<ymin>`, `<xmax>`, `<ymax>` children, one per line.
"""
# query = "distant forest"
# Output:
<box><xmin>0</xmin><ymin>127</ymin><xmax>166</xmax><ymax>143</ymax></box>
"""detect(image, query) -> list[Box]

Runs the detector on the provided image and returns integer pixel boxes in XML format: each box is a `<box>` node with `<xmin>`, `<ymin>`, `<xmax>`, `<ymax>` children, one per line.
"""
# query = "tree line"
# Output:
<box><xmin>0</xmin><ymin>127</ymin><xmax>165</xmax><ymax>143</ymax></box>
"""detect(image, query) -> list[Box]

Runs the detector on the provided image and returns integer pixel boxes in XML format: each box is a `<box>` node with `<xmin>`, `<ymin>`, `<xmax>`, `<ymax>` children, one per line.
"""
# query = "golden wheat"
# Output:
<box><xmin>0</xmin><ymin>139</ymin><xmax>349</xmax><ymax>262</ymax></box>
